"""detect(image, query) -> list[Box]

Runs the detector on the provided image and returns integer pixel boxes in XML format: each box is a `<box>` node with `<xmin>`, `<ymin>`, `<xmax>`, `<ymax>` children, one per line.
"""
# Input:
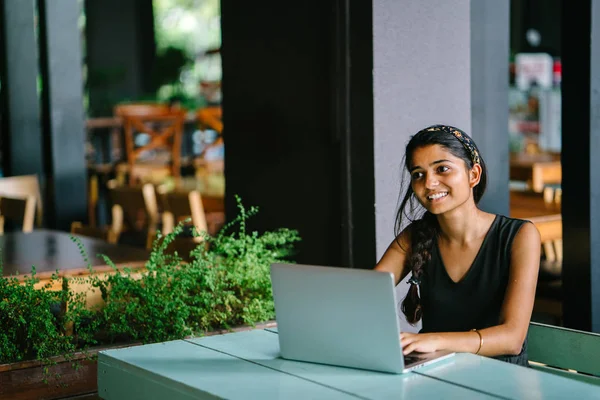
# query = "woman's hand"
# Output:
<box><xmin>400</xmin><ymin>332</ymin><xmax>444</xmax><ymax>355</ymax></box>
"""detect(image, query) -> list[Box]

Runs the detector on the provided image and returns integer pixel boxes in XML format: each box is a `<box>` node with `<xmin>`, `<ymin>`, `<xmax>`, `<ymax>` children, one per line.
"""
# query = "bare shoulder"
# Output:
<box><xmin>514</xmin><ymin>220</ymin><xmax>541</xmax><ymax>247</ymax></box>
<box><xmin>374</xmin><ymin>225</ymin><xmax>413</xmax><ymax>284</ymax></box>
<box><xmin>509</xmin><ymin>220</ymin><xmax>541</xmax><ymax>273</ymax></box>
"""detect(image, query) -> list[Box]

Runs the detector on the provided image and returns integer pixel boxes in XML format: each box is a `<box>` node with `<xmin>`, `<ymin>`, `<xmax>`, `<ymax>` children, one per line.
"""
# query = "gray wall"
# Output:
<box><xmin>373</xmin><ymin>0</ymin><xmax>472</xmax><ymax>258</ymax></box>
<box><xmin>373</xmin><ymin>0</ymin><xmax>472</xmax><ymax>331</ymax></box>
<box><xmin>471</xmin><ymin>0</ymin><xmax>510</xmax><ymax>216</ymax></box>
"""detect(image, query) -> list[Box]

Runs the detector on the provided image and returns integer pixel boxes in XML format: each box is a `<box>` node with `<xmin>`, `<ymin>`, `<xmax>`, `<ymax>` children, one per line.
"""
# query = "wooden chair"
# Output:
<box><xmin>107</xmin><ymin>179</ymin><xmax>159</xmax><ymax>245</ymax></box>
<box><xmin>70</xmin><ymin>221</ymin><xmax>119</xmax><ymax>244</ymax></box>
<box><xmin>196</xmin><ymin>106</ymin><xmax>223</xmax><ymax>134</ymax></box>
<box><xmin>0</xmin><ymin>175</ymin><xmax>43</xmax><ymax>227</ymax></box>
<box><xmin>145</xmin><ymin>231</ymin><xmax>201</xmax><ymax>261</ymax></box>
<box><xmin>157</xmin><ymin>187</ymin><xmax>208</xmax><ymax>242</ymax></box>
<box><xmin>528</xmin><ymin>322</ymin><xmax>600</xmax><ymax>385</ymax></box>
<box><xmin>528</xmin><ymin>214</ymin><xmax>563</xmax><ymax>323</ymax></box>
<box><xmin>194</xmin><ymin>106</ymin><xmax>224</xmax><ymax>176</ymax></box>
<box><xmin>543</xmin><ymin>186</ymin><xmax>562</xmax><ymax>209</ymax></box>
<box><xmin>114</xmin><ymin>103</ymin><xmax>185</xmax><ymax>185</ymax></box>
<box><xmin>0</xmin><ymin>195</ymin><xmax>36</xmax><ymax>234</ymax></box>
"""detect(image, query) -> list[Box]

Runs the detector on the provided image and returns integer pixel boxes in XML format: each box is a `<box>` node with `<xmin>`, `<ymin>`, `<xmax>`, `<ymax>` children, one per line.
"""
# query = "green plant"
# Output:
<box><xmin>0</xmin><ymin>196</ymin><xmax>300</xmax><ymax>369</ymax></box>
<box><xmin>80</xmin><ymin>196</ymin><xmax>300</xmax><ymax>344</ymax></box>
<box><xmin>0</xmin><ymin>267</ymin><xmax>77</xmax><ymax>370</ymax></box>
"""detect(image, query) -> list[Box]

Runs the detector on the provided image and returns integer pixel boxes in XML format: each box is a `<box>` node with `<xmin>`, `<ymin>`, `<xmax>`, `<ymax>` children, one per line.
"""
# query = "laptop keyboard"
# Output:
<box><xmin>404</xmin><ymin>354</ymin><xmax>425</xmax><ymax>365</ymax></box>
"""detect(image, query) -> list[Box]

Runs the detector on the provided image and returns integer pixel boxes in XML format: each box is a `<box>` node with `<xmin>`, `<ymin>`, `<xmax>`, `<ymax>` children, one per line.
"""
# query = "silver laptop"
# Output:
<box><xmin>270</xmin><ymin>263</ymin><xmax>455</xmax><ymax>374</ymax></box>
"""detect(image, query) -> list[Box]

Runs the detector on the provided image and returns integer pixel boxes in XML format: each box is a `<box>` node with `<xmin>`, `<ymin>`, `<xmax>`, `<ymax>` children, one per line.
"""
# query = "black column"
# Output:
<box><xmin>38</xmin><ymin>0</ymin><xmax>87</xmax><ymax>230</ymax></box>
<box><xmin>562</xmin><ymin>0</ymin><xmax>600</xmax><ymax>332</ymax></box>
<box><xmin>333</xmin><ymin>0</ymin><xmax>376</xmax><ymax>268</ymax></box>
<box><xmin>84</xmin><ymin>0</ymin><xmax>156</xmax><ymax>117</ymax></box>
<box><xmin>221</xmin><ymin>2</ymin><xmax>339</xmax><ymax>266</ymax></box>
<box><xmin>221</xmin><ymin>0</ymin><xmax>376</xmax><ymax>268</ymax></box>
<box><xmin>0</xmin><ymin>0</ymin><xmax>45</xmax><ymax>178</ymax></box>
<box><xmin>471</xmin><ymin>0</ymin><xmax>510</xmax><ymax>216</ymax></box>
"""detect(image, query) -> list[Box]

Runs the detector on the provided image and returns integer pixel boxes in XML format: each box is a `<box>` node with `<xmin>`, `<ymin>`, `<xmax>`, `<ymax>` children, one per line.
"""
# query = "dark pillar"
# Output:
<box><xmin>38</xmin><ymin>0</ymin><xmax>87</xmax><ymax>230</ymax></box>
<box><xmin>333</xmin><ymin>0</ymin><xmax>376</xmax><ymax>268</ymax></box>
<box><xmin>471</xmin><ymin>0</ymin><xmax>510</xmax><ymax>216</ymax></box>
<box><xmin>84</xmin><ymin>0</ymin><xmax>156</xmax><ymax>116</ymax></box>
<box><xmin>562</xmin><ymin>0</ymin><xmax>600</xmax><ymax>332</ymax></box>
<box><xmin>0</xmin><ymin>0</ymin><xmax>45</xmax><ymax>178</ymax></box>
<box><xmin>221</xmin><ymin>1</ymin><xmax>346</xmax><ymax>266</ymax></box>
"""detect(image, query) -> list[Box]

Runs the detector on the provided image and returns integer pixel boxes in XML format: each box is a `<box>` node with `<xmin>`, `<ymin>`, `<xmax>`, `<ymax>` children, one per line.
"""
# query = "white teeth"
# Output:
<box><xmin>428</xmin><ymin>192</ymin><xmax>448</xmax><ymax>200</ymax></box>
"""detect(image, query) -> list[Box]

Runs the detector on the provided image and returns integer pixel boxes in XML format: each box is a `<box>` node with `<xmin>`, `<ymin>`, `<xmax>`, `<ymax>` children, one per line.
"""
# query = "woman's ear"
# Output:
<box><xmin>469</xmin><ymin>163</ymin><xmax>482</xmax><ymax>187</ymax></box>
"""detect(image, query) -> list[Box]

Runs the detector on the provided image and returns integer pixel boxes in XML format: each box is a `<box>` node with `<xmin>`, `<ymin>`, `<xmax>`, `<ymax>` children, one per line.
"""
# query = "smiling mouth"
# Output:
<box><xmin>427</xmin><ymin>192</ymin><xmax>448</xmax><ymax>201</ymax></box>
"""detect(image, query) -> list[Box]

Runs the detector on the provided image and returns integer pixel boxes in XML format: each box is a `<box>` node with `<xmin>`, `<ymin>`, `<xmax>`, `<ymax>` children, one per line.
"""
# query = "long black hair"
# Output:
<box><xmin>397</xmin><ymin>125</ymin><xmax>487</xmax><ymax>324</ymax></box>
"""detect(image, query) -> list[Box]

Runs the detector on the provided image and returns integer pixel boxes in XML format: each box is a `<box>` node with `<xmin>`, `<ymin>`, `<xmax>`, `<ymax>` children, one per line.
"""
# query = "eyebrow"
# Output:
<box><xmin>409</xmin><ymin>159</ymin><xmax>453</xmax><ymax>173</ymax></box>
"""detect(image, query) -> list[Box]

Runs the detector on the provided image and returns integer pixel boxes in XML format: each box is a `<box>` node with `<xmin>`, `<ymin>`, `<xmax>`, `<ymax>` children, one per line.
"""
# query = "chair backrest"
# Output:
<box><xmin>114</xmin><ymin>103</ymin><xmax>172</xmax><ymax>118</ymax></box>
<box><xmin>0</xmin><ymin>195</ymin><xmax>36</xmax><ymax>234</ymax></box>
<box><xmin>194</xmin><ymin>106</ymin><xmax>224</xmax><ymax>173</ymax></box>
<box><xmin>107</xmin><ymin>180</ymin><xmax>159</xmax><ymax>234</ymax></box>
<box><xmin>528</xmin><ymin>322</ymin><xmax>600</xmax><ymax>385</ymax></box>
<box><xmin>70</xmin><ymin>221</ymin><xmax>119</xmax><ymax>244</ymax></box>
<box><xmin>145</xmin><ymin>231</ymin><xmax>202</xmax><ymax>261</ymax></box>
<box><xmin>196</xmin><ymin>106</ymin><xmax>223</xmax><ymax>134</ymax></box>
<box><xmin>114</xmin><ymin>103</ymin><xmax>185</xmax><ymax>185</ymax></box>
<box><xmin>0</xmin><ymin>175</ymin><xmax>43</xmax><ymax>227</ymax></box>
<box><xmin>528</xmin><ymin>214</ymin><xmax>562</xmax><ymax>263</ymax></box>
<box><xmin>158</xmin><ymin>188</ymin><xmax>208</xmax><ymax>242</ymax></box>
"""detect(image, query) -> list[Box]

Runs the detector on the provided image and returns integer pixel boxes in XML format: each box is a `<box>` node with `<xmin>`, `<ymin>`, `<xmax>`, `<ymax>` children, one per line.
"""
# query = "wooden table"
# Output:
<box><xmin>510</xmin><ymin>190</ymin><xmax>560</xmax><ymax>219</ymax></box>
<box><xmin>159</xmin><ymin>176</ymin><xmax>225</xmax><ymax>213</ymax></box>
<box><xmin>98</xmin><ymin>328</ymin><xmax>599</xmax><ymax>399</ymax></box>
<box><xmin>510</xmin><ymin>153</ymin><xmax>561</xmax><ymax>193</ymax></box>
<box><xmin>1</xmin><ymin>229</ymin><xmax>150</xmax><ymax>281</ymax></box>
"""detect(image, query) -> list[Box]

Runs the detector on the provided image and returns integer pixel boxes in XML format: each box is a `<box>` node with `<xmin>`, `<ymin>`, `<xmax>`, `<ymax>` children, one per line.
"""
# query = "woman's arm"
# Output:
<box><xmin>401</xmin><ymin>222</ymin><xmax>541</xmax><ymax>356</ymax></box>
<box><xmin>374</xmin><ymin>229</ymin><xmax>412</xmax><ymax>285</ymax></box>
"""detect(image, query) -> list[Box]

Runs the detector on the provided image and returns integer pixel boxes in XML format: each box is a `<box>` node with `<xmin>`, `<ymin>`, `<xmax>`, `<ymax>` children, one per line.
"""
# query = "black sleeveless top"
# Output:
<box><xmin>419</xmin><ymin>214</ymin><xmax>529</xmax><ymax>366</ymax></box>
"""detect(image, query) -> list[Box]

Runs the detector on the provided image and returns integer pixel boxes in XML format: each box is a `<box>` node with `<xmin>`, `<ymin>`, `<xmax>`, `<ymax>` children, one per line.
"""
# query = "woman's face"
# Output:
<box><xmin>409</xmin><ymin>144</ymin><xmax>479</xmax><ymax>215</ymax></box>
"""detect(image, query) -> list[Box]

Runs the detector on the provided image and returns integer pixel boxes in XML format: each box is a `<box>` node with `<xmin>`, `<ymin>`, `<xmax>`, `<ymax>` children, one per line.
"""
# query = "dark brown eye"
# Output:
<box><xmin>437</xmin><ymin>166</ymin><xmax>450</xmax><ymax>173</ymax></box>
<box><xmin>411</xmin><ymin>171</ymin><xmax>424</xmax><ymax>180</ymax></box>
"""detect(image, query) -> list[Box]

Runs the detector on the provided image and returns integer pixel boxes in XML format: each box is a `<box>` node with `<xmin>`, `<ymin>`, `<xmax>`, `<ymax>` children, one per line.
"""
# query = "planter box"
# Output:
<box><xmin>0</xmin><ymin>321</ymin><xmax>276</xmax><ymax>400</ymax></box>
<box><xmin>0</xmin><ymin>344</ymin><xmax>133</xmax><ymax>400</ymax></box>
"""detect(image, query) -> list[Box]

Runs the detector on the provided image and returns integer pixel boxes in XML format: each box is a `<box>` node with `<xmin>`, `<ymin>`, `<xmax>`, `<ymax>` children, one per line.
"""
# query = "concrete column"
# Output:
<box><xmin>84</xmin><ymin>0</ymin><xmax>156</xmax><ymax>116</ymax></box>
<box><xmin>471</xmin><ymin>0</ymin><xmax>510</xmax><ymax>215</ymax></box>
<box><xmin>38</xmin><ymin>0</ymin><xmax>87</xmax><ymax>230</ymax></box>
<box><xmin>373</xmin><ymin>0</ymin><xmax>472</xmax><ymax>331</ymax></box>
<box><xmin>373</xmin><ymin>0</ymin><xmax>472</xmax><ymax>258</ymax></box>
<box><xmin>0</xmin><ymin>0</ymin><xmax>45</xmax><ymax>178</ymax></box>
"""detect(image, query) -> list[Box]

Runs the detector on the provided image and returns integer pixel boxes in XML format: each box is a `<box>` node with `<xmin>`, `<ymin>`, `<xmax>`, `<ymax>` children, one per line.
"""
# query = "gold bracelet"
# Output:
<box><xmin>471</xmin><ymin>329</ymin><xmax>483</xmax><ymax>355</ymax></box>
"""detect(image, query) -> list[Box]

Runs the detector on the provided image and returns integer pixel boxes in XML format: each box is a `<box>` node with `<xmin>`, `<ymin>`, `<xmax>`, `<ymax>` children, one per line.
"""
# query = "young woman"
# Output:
<box><xmin>375</xmin><ymin>125</ymin><xmax>540</xmax><ymax>366</ymax></box>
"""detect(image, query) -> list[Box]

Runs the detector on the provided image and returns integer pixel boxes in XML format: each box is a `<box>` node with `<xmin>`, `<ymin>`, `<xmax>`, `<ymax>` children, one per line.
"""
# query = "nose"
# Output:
<box><xmin>425</xmin><ymin>173</ymin><xmax>439</xmax><ymax>189</ymax></box>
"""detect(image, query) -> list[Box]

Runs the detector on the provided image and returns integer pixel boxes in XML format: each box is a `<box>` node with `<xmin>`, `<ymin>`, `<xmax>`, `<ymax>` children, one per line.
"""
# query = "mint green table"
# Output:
<box><xmin>98</xmin><ymin>328</ymin><xmax>600</xmax><ymax>399</ymax></box>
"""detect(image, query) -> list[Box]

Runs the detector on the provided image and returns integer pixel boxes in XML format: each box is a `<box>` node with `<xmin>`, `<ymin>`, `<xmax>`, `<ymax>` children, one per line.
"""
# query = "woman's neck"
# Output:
<box><xmin>436</xmin><ymin>204</ymin><xmax>491</xmax><ymax>246</ymax></box>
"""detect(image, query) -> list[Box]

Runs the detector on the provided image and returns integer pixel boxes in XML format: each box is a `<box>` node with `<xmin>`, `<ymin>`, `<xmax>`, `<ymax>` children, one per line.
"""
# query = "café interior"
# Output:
<box><xmin>1</xmin><ymin>0</ymin><xmax>600</xmax><ymax>397</ymax></box>
<box><xmin>1</xmin><ymin>0</ymin><xmax>565</xmax><ymax>320</ymax></box>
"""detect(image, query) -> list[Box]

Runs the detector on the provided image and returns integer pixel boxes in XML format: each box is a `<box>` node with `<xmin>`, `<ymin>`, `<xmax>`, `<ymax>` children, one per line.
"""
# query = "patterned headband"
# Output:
<box><xmin>425</xmin><ymin>125</ymin><xmax>481</xmax><ymax>165</ymax></box>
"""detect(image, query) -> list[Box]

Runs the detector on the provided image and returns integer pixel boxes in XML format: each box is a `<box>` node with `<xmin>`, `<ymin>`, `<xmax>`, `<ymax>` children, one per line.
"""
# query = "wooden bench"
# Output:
<box><xmin>528</xmin><ymin>322</ymin><xmax>600</xmax><ymax>386</ymax></box>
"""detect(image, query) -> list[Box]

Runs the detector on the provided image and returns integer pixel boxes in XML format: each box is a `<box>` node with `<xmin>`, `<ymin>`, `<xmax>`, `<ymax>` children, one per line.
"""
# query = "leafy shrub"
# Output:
<box><xmin>0</xmin><ymin>196</ymin><xmax>300</xmax><ymax>364</ymax></box>
<box><xmin>82</xmin><ymin>196</ymin><xmax>300</xmax><ymax>344</ymax></box>
<box><xmin>0</xmin><ymin>270</ymin><xmax>76</xmax><ymax>366</ymax></box>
